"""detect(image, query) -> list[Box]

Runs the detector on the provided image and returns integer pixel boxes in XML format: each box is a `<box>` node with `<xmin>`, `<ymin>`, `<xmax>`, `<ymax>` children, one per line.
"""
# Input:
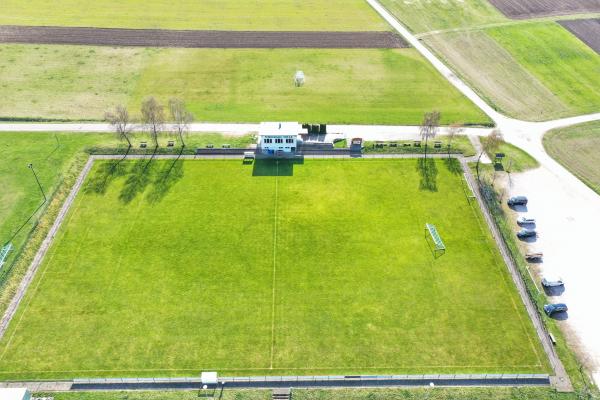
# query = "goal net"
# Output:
<box><xmin>425</xmin><ymin>223</ymin><xmax>445</xmax><ymax>253</ymax></box>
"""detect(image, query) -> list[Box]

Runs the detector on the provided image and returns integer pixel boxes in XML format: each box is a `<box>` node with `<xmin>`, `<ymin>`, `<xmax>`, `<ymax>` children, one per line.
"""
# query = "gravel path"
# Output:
<box><xmin>0</xmin><ymin>25</ymin><xmax>408</xmax><ymax>49</ymax></box>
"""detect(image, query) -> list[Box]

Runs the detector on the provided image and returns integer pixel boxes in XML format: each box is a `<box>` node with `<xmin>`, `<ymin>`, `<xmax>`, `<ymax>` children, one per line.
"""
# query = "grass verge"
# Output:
<box><xmin>543</xmin><ymin>121</ymin><xmax>600</xmax><ymax>195</ymax></box>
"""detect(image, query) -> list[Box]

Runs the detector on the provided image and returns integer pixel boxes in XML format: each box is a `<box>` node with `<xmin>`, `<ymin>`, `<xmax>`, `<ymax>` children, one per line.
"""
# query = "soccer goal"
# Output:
<box><xmin>425</xmin><ymin>223</ymin><xmax>445</xmax><ymax>257</ymax></box>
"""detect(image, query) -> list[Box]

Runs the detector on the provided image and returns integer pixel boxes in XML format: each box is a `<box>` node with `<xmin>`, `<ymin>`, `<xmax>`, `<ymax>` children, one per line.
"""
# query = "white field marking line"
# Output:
<box><xmin>0</xmin><ymin>364</ymin><xmax>545</xmax><ymax>374</ymax></box>
<box><xmin>269</xmin><ymin>160</ymin><xmax>279</xmax><ymax>369</ymax></box>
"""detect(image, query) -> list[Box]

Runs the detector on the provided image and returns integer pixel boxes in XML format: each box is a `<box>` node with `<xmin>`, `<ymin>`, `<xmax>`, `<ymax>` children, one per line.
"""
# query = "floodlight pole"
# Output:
<box><xmin>28</xmin><ymin>163</ymin><xmax>47</xmax><ymax>202</ymax></box>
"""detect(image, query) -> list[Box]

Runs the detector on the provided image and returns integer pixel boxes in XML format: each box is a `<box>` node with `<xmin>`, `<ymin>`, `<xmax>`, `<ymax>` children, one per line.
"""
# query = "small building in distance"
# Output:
<box><xmin>0</xmin><ymin>388</ymin><xmax>31</xmax><ymax>400</ymax></box>
<box><xmin>258</xmin><ymin>122</ymin><xmax>304</xmax><ymax>156</ymax></box>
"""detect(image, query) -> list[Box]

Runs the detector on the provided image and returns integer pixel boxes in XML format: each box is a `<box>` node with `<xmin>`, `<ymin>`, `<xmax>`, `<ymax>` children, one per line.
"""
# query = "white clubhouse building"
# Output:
<box><xmin>257</xmin><ymin>122</ymin><xmax>302</xmax><ymax>156</ymax></box>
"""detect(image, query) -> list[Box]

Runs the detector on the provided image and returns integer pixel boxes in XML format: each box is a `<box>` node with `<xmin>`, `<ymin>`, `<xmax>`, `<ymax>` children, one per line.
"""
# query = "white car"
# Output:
<box><xmin>541</xmin><ymin>274</ymin><xmax>564</xmax><ymax>288</ymax></box>
<box><xmin>517</xmin><ymin>216</ymin><xmax>535</xmax><ymax>225</ymax></box>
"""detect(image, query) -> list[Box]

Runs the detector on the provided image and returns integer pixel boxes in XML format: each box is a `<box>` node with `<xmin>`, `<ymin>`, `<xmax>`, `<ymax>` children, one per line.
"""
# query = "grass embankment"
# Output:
<box><xmin>480</xmin><ymin>138</ymin><xmax>539</xmax><ymax>173</ymax></box>
<box><xmin>544</xmin><ymin>121</ymin><xmax>600</xmax><ymax>195</ymax></box>
<box><xmin>34</xmin><ymin>387</ymin><xmax>584</xmax><ymax>400</ymax></box>
<box><xmin>0</xmin><ymin>45</ymin><xmax>491</xmax><ymax>125</ymax></box>
<box><xmin>0</xmin><ymin>0</ymin><xmax>387</xmax><ymax>31</ymax></box>
<box><xmin>0</xmin><ymin>159</ymin><xmax>546</xmax><ymax>379</ymax></box>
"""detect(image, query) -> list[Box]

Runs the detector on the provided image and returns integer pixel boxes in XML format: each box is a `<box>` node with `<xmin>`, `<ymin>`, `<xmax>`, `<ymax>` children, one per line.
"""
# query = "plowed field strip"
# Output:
<box><xmin>559</xmin><ymin>18</ymin><xmax>600</xmax><ymax>54</ymax></box>
<box><xmin>487</xmin><ymin>0</ymin><xmax>600</xmax><ymax>19</ymax></box>
<box><xmin>0</xmin><ymin>26</ymin><xmax>409</xmax><ymax>49</ymax></box>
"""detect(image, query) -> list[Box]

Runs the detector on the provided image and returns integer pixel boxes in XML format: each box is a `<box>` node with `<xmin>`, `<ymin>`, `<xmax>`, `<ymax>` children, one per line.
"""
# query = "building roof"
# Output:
<box><xmin>0</xmin><ymin>388</ymin><xmax>29</xmax><ymax>400</ymax></box>
<box><xmin>259</xmin><ymin>122</ymin><xmax>302</xmax><ymax>137</ymax></box>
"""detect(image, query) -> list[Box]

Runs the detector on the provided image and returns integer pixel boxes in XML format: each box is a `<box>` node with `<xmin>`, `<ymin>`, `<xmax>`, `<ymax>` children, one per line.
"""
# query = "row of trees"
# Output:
<box><xmin>419</xmin><ymin>110</ymin><xmax>504</xmax><ymax>181</ymax></box>
<box><xmin>105</xmin><ymin>97</ymin><xmax>193</xmax><ymax>152</ymax></box>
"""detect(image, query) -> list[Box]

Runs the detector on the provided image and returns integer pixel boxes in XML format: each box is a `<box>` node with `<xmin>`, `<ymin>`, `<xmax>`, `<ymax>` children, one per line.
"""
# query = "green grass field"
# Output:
<box><xmin>544</xmin><ymin>121</ymin><xmax>600</xmax><ymax>195</ymax></box>
<box><xmin>0</xmin><ymin>132</ymin><xmax>254</xmax><ymax>317</ymax></box>
<box><xmin>0</xmin><ymin>45</ymin><xmax>490</xmax><ymax>125</ymax></box>
<box><xmin>487</xmin><ymin>22</ymin><xmax>600</xmax><ymax>117</ymax></box>
<box><xmin>0</xmin><ymin>158</ymin><xmax>547</xmax><ymax>379</ymax></box>
<box><xmin>0</xmin><ymin>0</ymin><xmax>388</xmax><ymax>31</ymax></box>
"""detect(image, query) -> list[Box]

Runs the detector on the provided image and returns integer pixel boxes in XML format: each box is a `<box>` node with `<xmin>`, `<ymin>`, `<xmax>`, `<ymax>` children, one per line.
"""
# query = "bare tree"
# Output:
<box><xmin>169</xmin><ymin>98</ymin><xmax>193</xmax><ymax>149</ymax></box>
<box><xmin>141</xmin><ymin>97</ymin><xmax>165</xmax><ymax>150</ymax></box>
<box><xmin>420</xmin><ymin>111</ymin><xmax>440</xmax><ymax>159</ymax></box>
<box><xmin>446</xmin><ymin>122</ymin><xmax>463</xmax><ymax>158</ymax></box>
<box><xmin>105</xmin><ymin>105</ymin><xmax>133</xmax><ymax>150</ymax></box>
<box><xmin>476</xmin><ymin>129</ymin><xmax>503</xmax><ymax>182</ymax></box>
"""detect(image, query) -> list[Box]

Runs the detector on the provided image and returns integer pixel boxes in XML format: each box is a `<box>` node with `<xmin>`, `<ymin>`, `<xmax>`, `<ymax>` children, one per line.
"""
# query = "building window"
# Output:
<box><xmin>275</xmin><ymin>138</ymin><xmax>283</xmax><ymax>144</ymax></box>
<box><xmin>286</xmin><ymin>138</ymin><xmax>294</xmax><ymax>143</ymax></box>
<box><xmin>264</xmin><ymin>138</ymin><xmax>272</xmax><ymax>144</ymax></box>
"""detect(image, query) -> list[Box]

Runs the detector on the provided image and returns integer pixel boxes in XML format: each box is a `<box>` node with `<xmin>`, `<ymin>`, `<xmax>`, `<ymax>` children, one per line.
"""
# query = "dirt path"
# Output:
<box><xmin>0</xmin><ymin>25</ymin><xmax>408</xmax><ymax>48</ymax></box>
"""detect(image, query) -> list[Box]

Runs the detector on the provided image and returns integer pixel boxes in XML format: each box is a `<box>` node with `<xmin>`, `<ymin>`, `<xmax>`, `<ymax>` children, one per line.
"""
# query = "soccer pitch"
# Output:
<box><xmin>0</xmin><ymin>159</ymin><xmax>548</xmax><ymax>379</ymax></box>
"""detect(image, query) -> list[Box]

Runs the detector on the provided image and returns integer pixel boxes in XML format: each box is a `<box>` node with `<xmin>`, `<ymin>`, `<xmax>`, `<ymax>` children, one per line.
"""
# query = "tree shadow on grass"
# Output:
<box><xmin>146</xmin><ymin>158</ymin><xmax>184</xmax><ymax>204</ymax></box>
<box><xmin>119</xmin><ymin>159</ymin><xmax>154</xmax><ymax>204</ymax></box>
<box><xmin>417</xmin><ymin>157</ymin><xmax>438</xmax><ymax>192</ymax></box>
<box><xmin>443</xmin><ymin>157</ymin><xmax>462</xmax><ymax>175</ymax></box>
<box><xmin>84</xmin><ymin>161</ymin><xmax>128</xmax><ymax>195</ymax></box>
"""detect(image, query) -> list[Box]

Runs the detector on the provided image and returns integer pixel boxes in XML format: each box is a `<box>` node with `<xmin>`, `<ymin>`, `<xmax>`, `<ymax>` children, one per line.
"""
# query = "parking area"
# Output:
<box><xmin>509</xmin><ymin>166</ymin><xmax>600</xmax><ymax>378</ymax></box>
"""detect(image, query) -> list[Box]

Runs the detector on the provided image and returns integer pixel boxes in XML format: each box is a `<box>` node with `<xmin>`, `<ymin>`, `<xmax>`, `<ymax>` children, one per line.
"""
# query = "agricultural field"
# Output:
<box><xmin>486</xmin><ymin>0</ymin><xmax>600</xmax><ymax>19</ymax></box>
<box><xmin>423</xmin><ymin>22</ymin><xmax>600</xmax><ymax>120</ymax></box>
<box><xmin>0</xmin><ymin>45</ymin><xmax>490</xmax><ymax>125</ymax></box>
<box><xmin>379</xmin><ymin>0</ymin><xmax>506</xmax><ymax>33</ymax></box>
<box><xmin>544</xmin><ymin>121</ymin><xmax>600</xmax><ymax>195</ymax></box>
<box><xmin>0</xmin><ymin>159</ymin><xmax>548</xmax><ymax>379</ymax></box>
<box><xmin>559</xmin><ymin>18</ymin><xmax>600</xmax><ymax>54</ymax></box>
<box><xmin>487</xmin><ymin>22</ymin><xmax>600</xmax><ymax>115</ymax></box>
<box><xmin>424</xmin><ymin>31</ymin><xmax>570</xmax><ymax>121</ymax></box>
<box><xmin>0</xmin><ymin>0</ymin><xmax>388</xmax><ymax>31</ymax></box>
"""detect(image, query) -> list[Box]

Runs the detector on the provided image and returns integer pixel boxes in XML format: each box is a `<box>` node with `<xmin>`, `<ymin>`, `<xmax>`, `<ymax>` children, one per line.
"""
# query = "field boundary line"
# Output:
<box><xmin>0</xmin><ymin>156</ymin><xmax>96</xmax><ymax>343</ymax></box>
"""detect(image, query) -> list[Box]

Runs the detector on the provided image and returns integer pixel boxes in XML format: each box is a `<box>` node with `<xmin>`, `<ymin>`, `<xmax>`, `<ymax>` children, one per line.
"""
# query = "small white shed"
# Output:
<box><xmin>0</xmin><ymin>388</ymin><xmax>31</xmax><ymax>400</ymax></box>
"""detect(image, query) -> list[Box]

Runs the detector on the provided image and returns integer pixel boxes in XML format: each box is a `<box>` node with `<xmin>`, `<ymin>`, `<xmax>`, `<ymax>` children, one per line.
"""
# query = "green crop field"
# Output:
<box><xmin>0</xmin><ymin>0</ymin><xmax>387</xmax><ymax>31</ymax></box>
<box><xmin>0</xmin><ymin>45</ymin><xmax>490</xmax><ymax>125</ymax></box>
<box><xmin>0</xmin><ymin>158</ymin><xmax>547</xmax><ymax>379</ymax></box>
<box><xmin>379</xmin><ymin>0</ymin><xmax>506</xmax><ymax>34</ymax></box>
<box><xmin>544</xmin><ymin>121</ymin><xmax>600</xmax><ymax>195</ymax></box>
<box><xmin>487</xmin><ymin>22</ymin><xmax>600</xmax><ymax>117</ymax></box>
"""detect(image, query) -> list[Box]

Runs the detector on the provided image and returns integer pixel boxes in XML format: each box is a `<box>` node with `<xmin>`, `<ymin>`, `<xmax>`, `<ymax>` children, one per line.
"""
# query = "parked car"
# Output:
<box><xmin>517</xmin><ymin>216</ymin><xmax>536</xmax><ymax>225</ymax></box>
<box><xmin>517</xmin><ymin>228</ymin><xmax>536</xmax><ymax>239</ymax></box>
<box><xmin>541</xmin><ymin>274</ymin><xmax>564</xmax><ymax>288</ymax></box>
<box><xmin>544</xmin><ymin>303</ymin><xmax>568</xmax><ymax>316</ymax></box>
<box><xmin>508</xmin><ymin>196</ymin><xmax>528</xmax><ymax>206</ymax></box>
<box><xmin>525</xmin><ymin>252</ymin><xmax>543</xmax><ymax>261</ymax></box>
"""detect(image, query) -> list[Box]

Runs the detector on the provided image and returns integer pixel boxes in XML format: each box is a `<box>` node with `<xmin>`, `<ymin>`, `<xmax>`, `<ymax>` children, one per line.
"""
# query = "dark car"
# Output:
<box><xmin>517</xmin><ymin>228</ymin><xmax>536</xmax><ymax>239</ymax></box>
<box><xmin>544</xmin><ymin>303</ymin><xmax>568</xmax><ymax>316</ymax></box>
<box><xmin>508</xmin><ymin>196</ymin><xmax>528</xmax><ymax>206</ymax></box>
